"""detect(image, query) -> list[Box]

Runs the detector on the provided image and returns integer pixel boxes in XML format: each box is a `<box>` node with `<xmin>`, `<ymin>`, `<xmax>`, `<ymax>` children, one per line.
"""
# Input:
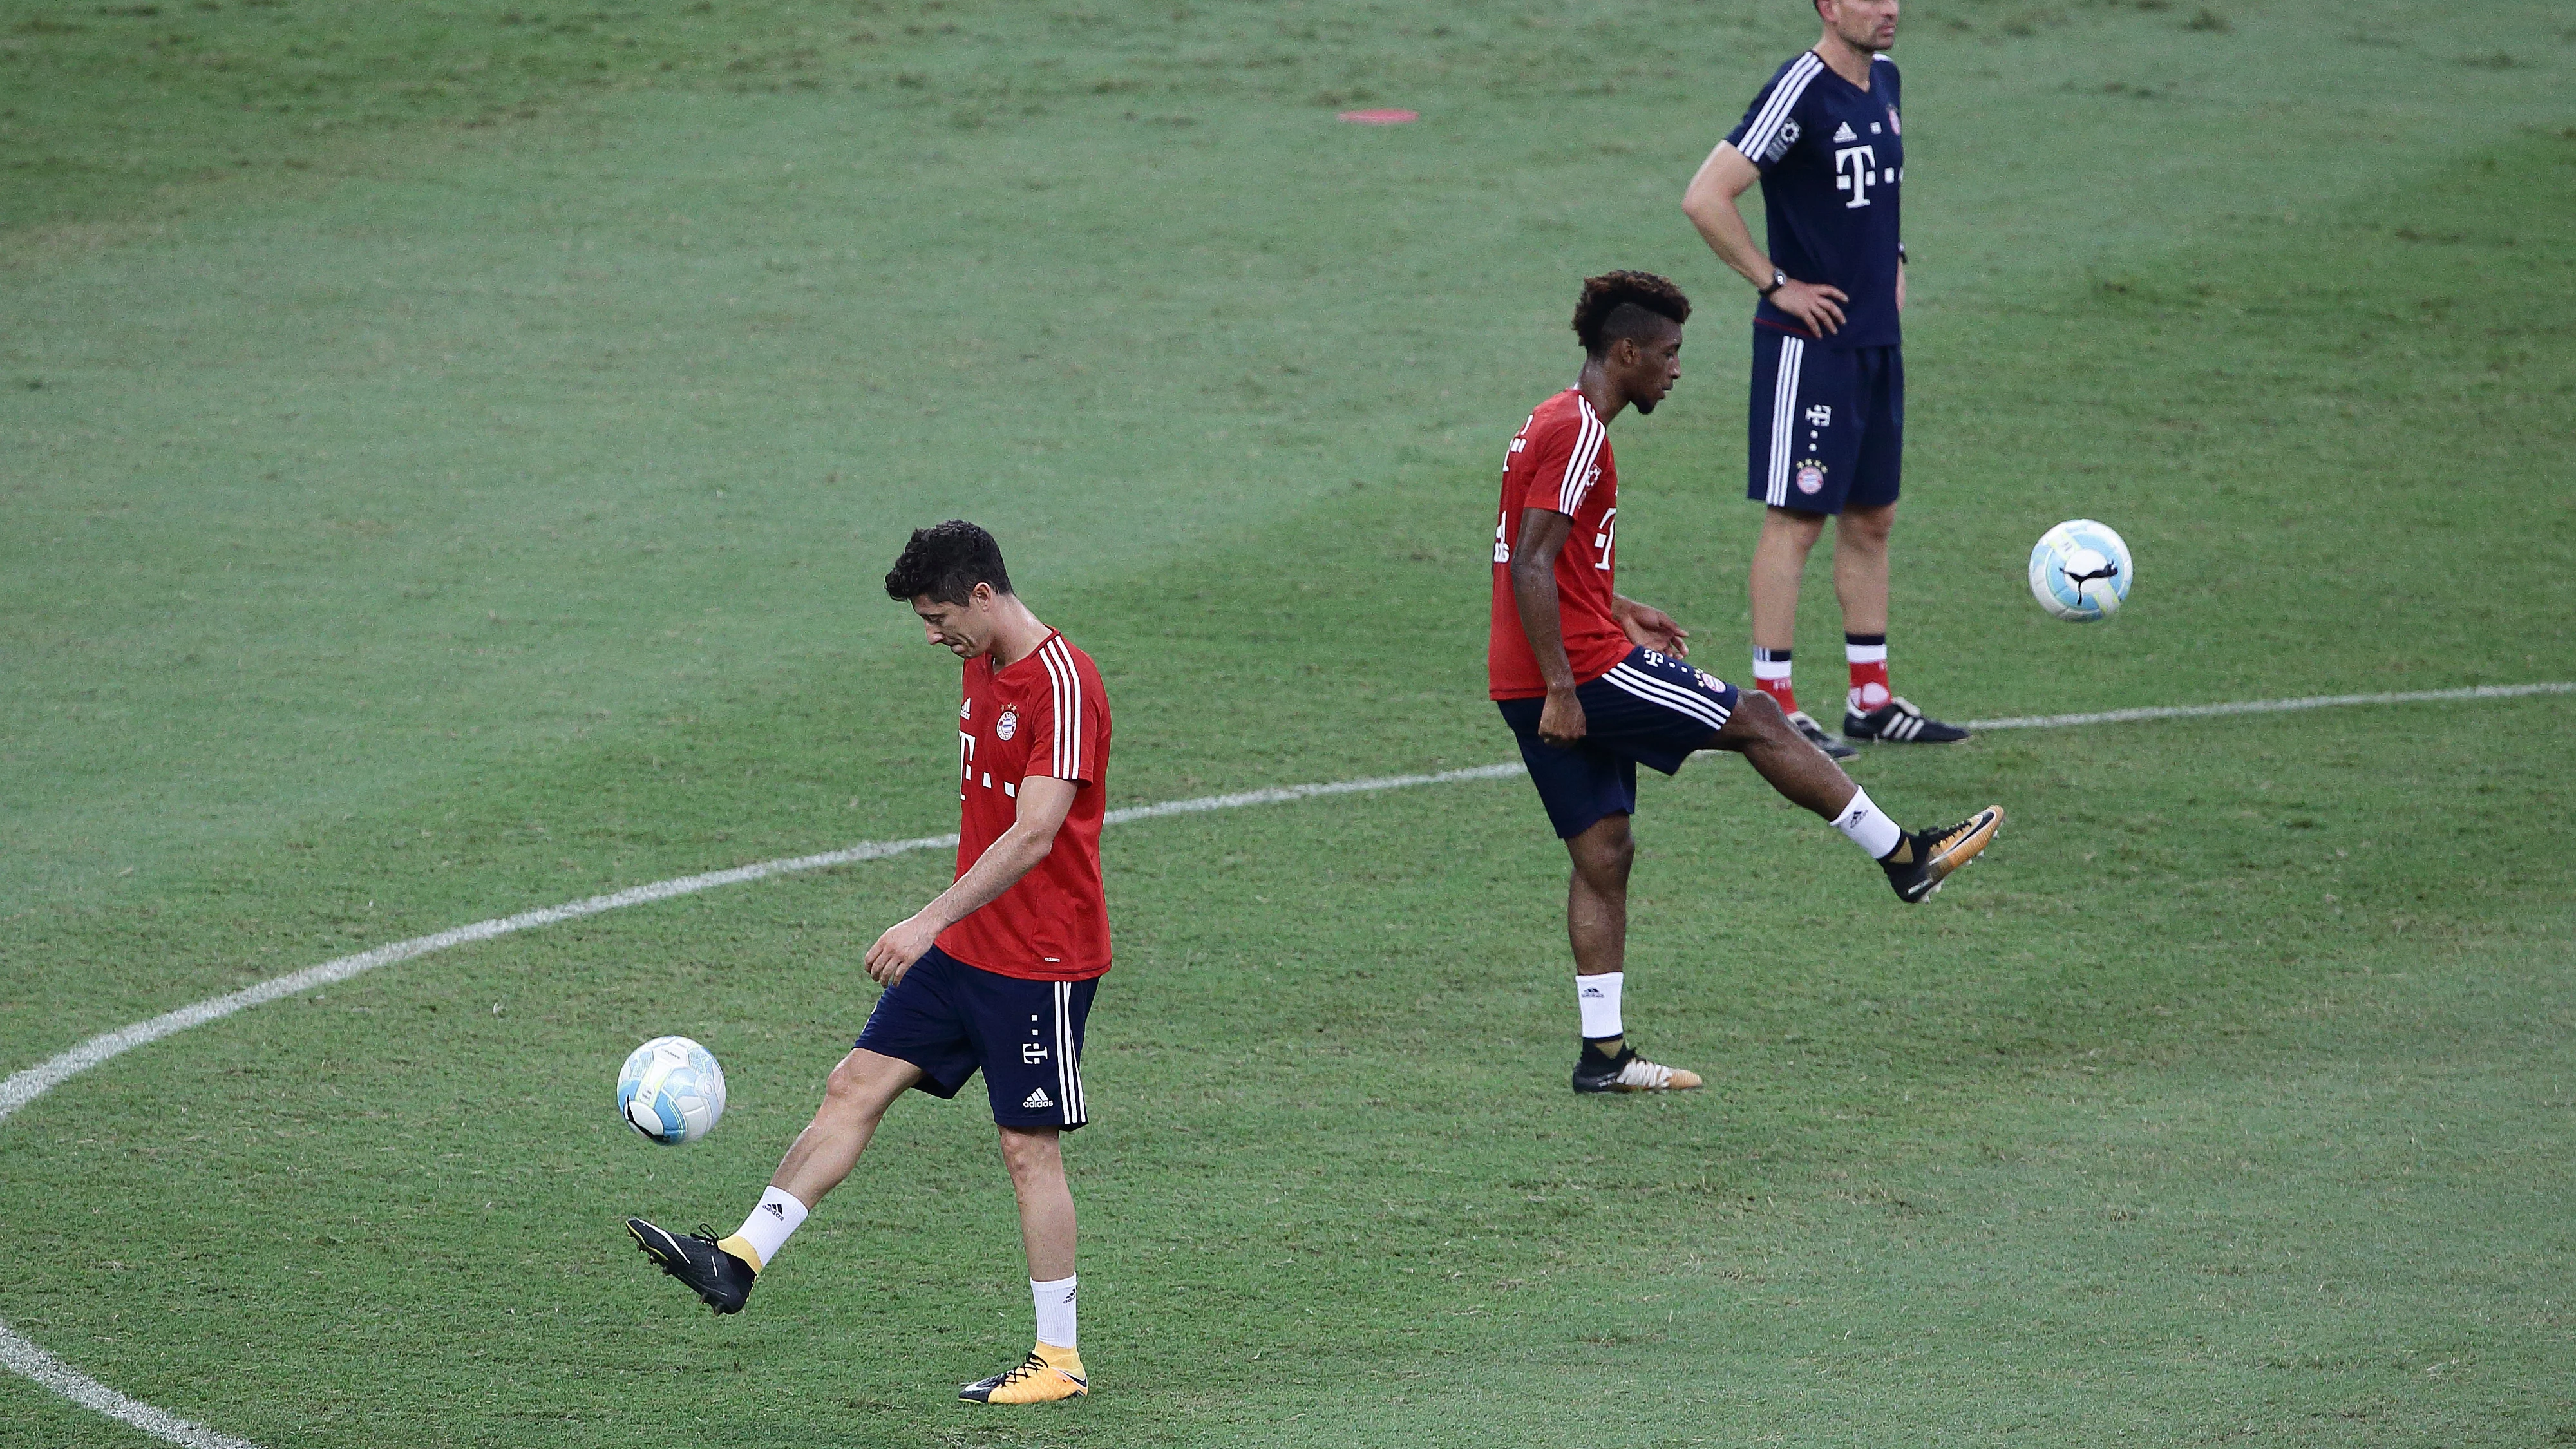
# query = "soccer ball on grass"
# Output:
<box><xmin>616</xmin><ymin>1036</ymin><xmax>726</xmax><ymax>1144</ymax></box>
<box><xmin>2028</xmin><ymin>519</ymin><xmax>2133</xmax><ymax>621</ymax></box>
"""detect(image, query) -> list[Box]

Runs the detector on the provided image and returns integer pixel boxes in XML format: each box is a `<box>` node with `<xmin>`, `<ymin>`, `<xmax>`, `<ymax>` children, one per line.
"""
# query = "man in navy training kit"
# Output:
<box><xmin>1491</xmin><ymin>270</ymin><xmax>2003</xmax><ymax>1094</ymax></box>
<box><xmin>1682</xmin><ymin>0</ymin><xmax>1970</xmax><ymax>759</ymax></box>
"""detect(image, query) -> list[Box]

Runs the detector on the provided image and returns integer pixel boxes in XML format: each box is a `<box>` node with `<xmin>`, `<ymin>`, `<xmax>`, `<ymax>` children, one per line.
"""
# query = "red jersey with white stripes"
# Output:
<box><xmin>938</xmin><ymin>630</ymin><xmax>1112</xmax><ymax>981</ymax></box>
<box><xmin>1488</xmin><ymin>388</ymin><xmax>1627</xmax><ymax>699</ymax></box>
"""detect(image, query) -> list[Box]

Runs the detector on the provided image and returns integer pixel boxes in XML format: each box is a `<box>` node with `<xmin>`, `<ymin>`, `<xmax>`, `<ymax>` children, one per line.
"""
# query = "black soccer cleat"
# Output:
<box><xmin>627</xmin><ymin>1217</ymin><xmax>755</xmax><ymax>1314</ymax></box>
<box><xmin>1844</xmin><ymin>696</ymin><xmax>1971</xmax><ymax>744</ymax></box>
<box><xmin>1880</xmin><ymin>805</ymin><xmax>2005</xmax><ymax>904</ymax></box>
<box><xmin>1786</xmin><ymin>708</ymin><xmax>1861</xmax><ymax>761</ymax></box>
<box><xmin>1571</xmin><ymin>1042</ymin><xmax>1703</xmax><ymax>1094</ymax></box>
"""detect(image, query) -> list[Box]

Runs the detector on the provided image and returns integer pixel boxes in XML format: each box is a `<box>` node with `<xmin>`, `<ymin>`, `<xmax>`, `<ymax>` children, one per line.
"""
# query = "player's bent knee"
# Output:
<box><xmin>1725</xmin><ymin>688</ymin><xmax>1789</xmax><ymax>740</ymax></box>
<box><xmin>821</xmin><ymin>1048</ymin><xmax>912</xmax><ymax>1115</ymax></box>
<box><xmin>998</xmin><ymin>1125</ymin><xmax>1063</xmax><ymax>1177</ymax></box>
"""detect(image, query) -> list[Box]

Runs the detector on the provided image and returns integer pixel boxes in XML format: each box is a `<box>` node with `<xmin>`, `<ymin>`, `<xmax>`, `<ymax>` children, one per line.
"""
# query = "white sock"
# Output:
<box><xmin>1032</xmin><ymin>1274</ymin><xmax>1078</xmax><ymax>1349</ymax></box>
<box><xmin>1576</xmin><ymin>971</ymin><xmax>1624</xmax><ymax>1041</ymax></box>
<box><xmin>1832</xmin><ymin>786</ymin><xmax>1905</xmax><ymax>860</ymax></box>
<box><xmin>730</xmin><ymin>1186</ymin><xmax>809</xmax><ymax>1271</ymax></box>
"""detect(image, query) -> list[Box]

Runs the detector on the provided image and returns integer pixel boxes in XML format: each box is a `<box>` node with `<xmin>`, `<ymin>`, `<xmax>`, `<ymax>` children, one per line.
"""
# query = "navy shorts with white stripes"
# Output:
<box><xmin>854</xmin><ymin>945</ymin><xmax>1095</xmax><ymax>1130</ymax></box>
<box><xmin>1495</xmin><ymin>647</ymin><xmax>1743</xmax><ymax>839</ymax></box>
<box><xmin>1747</xmin><ymin>327</ymin><xmax>1902</xmax><ymax>515</ymax></box>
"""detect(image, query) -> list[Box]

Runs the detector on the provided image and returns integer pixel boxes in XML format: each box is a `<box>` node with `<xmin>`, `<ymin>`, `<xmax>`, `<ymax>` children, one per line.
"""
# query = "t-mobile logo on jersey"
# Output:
<box><xmin>1835</xmin><ymin>144</ymin><xmax>1879</xmax><ymax>209</ymax></box>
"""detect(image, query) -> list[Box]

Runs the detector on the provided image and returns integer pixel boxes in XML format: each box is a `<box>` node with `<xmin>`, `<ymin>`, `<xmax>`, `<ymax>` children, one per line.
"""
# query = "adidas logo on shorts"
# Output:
<box><xmin>1022</xmin><ymin>1088</ymin><xmax>1054</xmax><ymax>1110</ymax></box>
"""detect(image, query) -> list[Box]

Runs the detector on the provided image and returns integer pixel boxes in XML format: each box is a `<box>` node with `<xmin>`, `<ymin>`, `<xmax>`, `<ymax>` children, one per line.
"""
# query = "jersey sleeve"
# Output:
<box><xmin>1023</xmin><ymin>640</ymin><xmax>1104</xmax><ymax>785</ymax></box>
<box><xmin>1724</xmin><ymin>52</ymin><xmax>1826</xmax><ymax>173</ymax></box>
<box><xmin>1516</xmin><ymin>406</ymin><xmax>1607</xmax><ymax>519</ymax></box>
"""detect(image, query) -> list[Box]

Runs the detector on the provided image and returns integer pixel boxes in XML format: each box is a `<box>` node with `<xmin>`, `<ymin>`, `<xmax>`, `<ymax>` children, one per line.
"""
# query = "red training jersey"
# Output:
<box><xmin>1488</xmin><ymin>388</ymin><xmax>1627</xmax><ymax>699</ymax></box>
<box><xmin>936</xmin><ymin>630</ymin><xmax>1113</xmax><ymax>981</ymax></box>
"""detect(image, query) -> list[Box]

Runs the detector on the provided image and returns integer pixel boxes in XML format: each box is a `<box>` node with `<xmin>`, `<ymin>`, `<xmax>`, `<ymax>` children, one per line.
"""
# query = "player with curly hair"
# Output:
<box><xmin>1490</xmin><ymin>272</ymin><xmax>2002</xmax><ymax>1093</ymax></box>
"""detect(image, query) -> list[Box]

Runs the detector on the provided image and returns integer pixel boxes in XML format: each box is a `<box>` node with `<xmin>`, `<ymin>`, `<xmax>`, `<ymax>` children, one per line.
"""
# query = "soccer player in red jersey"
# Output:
<box><xmin>1492</xmin><ymin>273</ymin><xmax>2002</xmax><ymax>1094</ymax></box>
<box><xmin>629</xmin><ymin>520</ymin><xmax>1108</xmax><ymax>1405</ymax></box>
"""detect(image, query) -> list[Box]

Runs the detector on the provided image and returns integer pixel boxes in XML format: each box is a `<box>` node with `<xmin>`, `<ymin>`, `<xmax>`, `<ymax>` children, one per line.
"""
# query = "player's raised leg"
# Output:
<box><xmin>627</xmin><ymin>1046</ymin><xmax>921</xmax><ymax>1314</ymax></box>
<box><xmin>1710</xmin><ymin>688</ymin><xmax>2001</xmax><ymax>902</ymax></box>
<box><xmin>960</xmin><ymin>1125</ymin><xmax>1089</xmax><ymax>1403</ymax></box>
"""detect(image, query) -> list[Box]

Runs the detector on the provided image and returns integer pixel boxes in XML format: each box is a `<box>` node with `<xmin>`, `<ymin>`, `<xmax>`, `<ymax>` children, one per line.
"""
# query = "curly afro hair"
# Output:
<box><xmin>884</xmin><ymin>519</ymin><xmax>1014</xmax><ymax>605</ymax></box>
<box><xmin>1571</xmin><ymin>270</ymin><xmax>1691</xmax><ymax>357</ymax></box>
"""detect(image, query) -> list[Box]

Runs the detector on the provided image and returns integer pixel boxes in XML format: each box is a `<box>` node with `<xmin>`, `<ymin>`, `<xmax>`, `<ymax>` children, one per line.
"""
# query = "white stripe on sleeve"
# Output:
<box><xmin>1036</xmin><ymin>638</ymin><xmax>1081</xmax><ymax>781</ymax></box>
<box><xmin>1737</xmin><ymin>52</ymin><xmax>1823</xmax><ymax>165</ymax></box>
<box><xmin>1555</xmin><ymin>402</ymin><xmax>1605</xmax><ymax>516</ymax></box>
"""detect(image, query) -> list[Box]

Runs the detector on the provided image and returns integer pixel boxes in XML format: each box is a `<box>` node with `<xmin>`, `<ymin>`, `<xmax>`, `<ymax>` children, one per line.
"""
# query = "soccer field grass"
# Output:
<box><xmin>5</xmin><ymin>1</ymin><xmax>2574</xmax><ymax>1444</ymax></box>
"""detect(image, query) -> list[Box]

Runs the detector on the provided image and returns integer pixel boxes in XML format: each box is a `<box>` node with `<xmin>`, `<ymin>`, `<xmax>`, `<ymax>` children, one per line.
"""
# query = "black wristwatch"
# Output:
<box><xmin>1757</xmin><ymin>268</ymin><xmax>1786</xmax><ymax>297</ymax></box>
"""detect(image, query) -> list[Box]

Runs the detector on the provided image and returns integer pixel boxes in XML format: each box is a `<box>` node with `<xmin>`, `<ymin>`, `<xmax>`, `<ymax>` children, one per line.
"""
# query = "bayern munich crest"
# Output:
<box><xmin>996</xmin><ymin>707</ymin><xmax>1018</xmax><ymax>741</ymax></box>
<box><xmin>1794</xmin><ymin>459</ymin><xmax>1827</xmax><ymax>495</ymax></box>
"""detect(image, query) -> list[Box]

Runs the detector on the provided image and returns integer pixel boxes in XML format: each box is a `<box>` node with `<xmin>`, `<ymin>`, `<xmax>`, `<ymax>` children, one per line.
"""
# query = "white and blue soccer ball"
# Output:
<box><xmin>616</xmin><ymin>1036</ymin><xmax>726</xmax><ymax>1145</ymax></box>
<box><xmin>2029</xmin><ymin>519</ymin><xmax>2134</xmax><ymax>622</ymax></box>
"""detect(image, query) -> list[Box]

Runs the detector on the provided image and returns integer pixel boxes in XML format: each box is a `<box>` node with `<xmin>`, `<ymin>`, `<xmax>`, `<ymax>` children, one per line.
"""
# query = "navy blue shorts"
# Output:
<box><xmin>853</xmin><ymin>945</ymin><xmax>1095</xmax><ymax>1130</ymax></box>
<box><xmin>1495</xmin><ymin>647</ymin><xmax>1742</xmax><ymax>839</ymax></box>
<box><xmin>1747</xmin><ymin>328</ymin><xmax>1902</xmax><ymax>515</ymax></box>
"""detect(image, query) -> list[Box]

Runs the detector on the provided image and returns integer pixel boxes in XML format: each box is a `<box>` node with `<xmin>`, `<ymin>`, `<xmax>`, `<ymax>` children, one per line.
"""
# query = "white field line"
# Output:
<box><xmin>1962</xmin><ymin>680</ymin><xmax>2574</xmax><ymax>732</ymax></box>
<box><xmin>0</xmin><ymin>688</ymin><xmax>2566</xmax><ymax>1446</ymax></box>
<box><xmin>0</xmin><ymin>1325</ymin><xmax>258</xmax><ymax>1449</ymax></box>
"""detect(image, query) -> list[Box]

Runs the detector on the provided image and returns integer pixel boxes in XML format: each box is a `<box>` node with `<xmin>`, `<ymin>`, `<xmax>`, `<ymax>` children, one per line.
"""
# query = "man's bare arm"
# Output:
<box><xmin>1509</xmin><ymin>508</ymin><xmax>1594</xmax><ymax>747</ymax></box>
<box><xmin>864</xmin><ymin>775</ymin><xmax>1077</xmax><ymax>985</ymax></box>
<box><xmin>1681</xmin><ymin>141</ymin><xmax>1848</xmax><ymax>337</ymax></box>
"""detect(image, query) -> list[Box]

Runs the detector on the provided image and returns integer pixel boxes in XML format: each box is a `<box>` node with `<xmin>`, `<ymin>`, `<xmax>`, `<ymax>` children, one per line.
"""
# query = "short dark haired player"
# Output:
<box><xmin>627</xmin><ymin>520</ymin><xmax>1110</xmax><ymax>1405</ymax></box>
<box><xmin>1681</xmin><ymin>0</ymin><xmax>1971</xmax><ymax>758</ymax></box>
<box><xmin>1492</xmin><ymin>272</ymin><xmax>2002</xmax><ymax>1093</ymax></box>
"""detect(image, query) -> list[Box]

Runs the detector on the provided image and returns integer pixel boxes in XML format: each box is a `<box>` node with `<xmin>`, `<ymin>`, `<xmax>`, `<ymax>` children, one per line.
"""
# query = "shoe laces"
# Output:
<box><xmin>993</xmin><ymin>1350</ymin><xmax>1051</xmax><ymax>1388</ymax></box>
<box><xmin>1615</xmin><ymin>1055</ymin><xmax>1673</xmax><ymax>1089</ymax></box>
<box><xmin>689</xmin><ymin>1223</ymin><xmax>724</xmax><ymax>1247</ymax></box>
<box><xmin>1928</xmin><ymin>811</ymin><xmax>1988</xmax><ymax>854</ymax></box>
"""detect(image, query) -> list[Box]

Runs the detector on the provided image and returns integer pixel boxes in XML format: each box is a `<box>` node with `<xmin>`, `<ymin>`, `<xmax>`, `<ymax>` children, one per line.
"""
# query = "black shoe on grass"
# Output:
<box><xmin>627</xmin><ymin>1217</ymin><xmax>755</xmax><ymax>1314</ymax></box>
<box><xmin>1880</xmin><ymin>806</ymin><xmax>2005</xmax><ymax>904</ymax></box>
<box><xmin>1786</xmin><ymin>709</ymin><xmax>1861</xmax><ymax>761</ymax></box>
<box><xmin>1844</xmin><ymin>696</ymin><xmax>1971</xmax><ymax>744</ymax></box>
<box><xmin>1571</xmin><ymin>1042</ymin><xmax>1703</xmax><ymax>1094</ymax></box>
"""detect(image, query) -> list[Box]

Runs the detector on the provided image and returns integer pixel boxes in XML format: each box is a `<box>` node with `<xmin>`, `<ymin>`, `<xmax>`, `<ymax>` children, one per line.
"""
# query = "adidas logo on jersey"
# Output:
<box><xmin>1022</xmin><ymin>1088</ymin><xmax>1054</xmax><ymax>1110</ymax></box>
<box><xmin>1833</xmin><ymin>121</ymin><xmax>1858</xmax><ymax>142</ymax></box>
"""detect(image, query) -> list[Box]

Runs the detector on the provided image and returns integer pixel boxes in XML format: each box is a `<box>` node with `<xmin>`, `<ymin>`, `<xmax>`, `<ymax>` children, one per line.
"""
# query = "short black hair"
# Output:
<box><xmin>884</xmin><ymin>520</ymin><xmax>1013</xmax><ymax>605</ymax></box>
<box><xmin>1571</xmin><ymin>270</ymin><xmax>1691</xmax><ymax>357</ymax></box>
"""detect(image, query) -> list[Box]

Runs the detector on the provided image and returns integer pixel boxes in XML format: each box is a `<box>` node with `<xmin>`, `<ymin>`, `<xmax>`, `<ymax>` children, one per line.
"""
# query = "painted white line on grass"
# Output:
<box><xmin>1964</xmin><ymin>680</ymin><xmax>2573</xmax><ymax>732</ymax></box>
<box><xmin>0</xmin><ymin>762</ymin><xmax>1528</xmax><ymax>1446</ymax></box>
<box><xmin>0</xmin><ymin>1326</ymin><xmax>258</xmax><ymax>1449</ymax></box>
<box><xmin>0</xmin><ymin>687</ymin><xmax>2566</xmax><ymax>1447</ymax></box>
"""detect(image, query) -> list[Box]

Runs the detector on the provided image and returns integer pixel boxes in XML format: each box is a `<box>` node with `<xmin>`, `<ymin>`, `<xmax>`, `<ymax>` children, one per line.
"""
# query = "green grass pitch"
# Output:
<box><xmin>5</xmin><ymin>0</ymin><xmax>2574</xmax><ymax>1444</ymax></box>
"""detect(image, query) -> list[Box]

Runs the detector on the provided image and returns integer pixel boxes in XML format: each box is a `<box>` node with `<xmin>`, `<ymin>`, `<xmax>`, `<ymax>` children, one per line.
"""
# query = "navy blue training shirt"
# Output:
<box><xmin>1725</xmin><ymin>50</ymin><xmax>1906</xmax><ymax>350</ymax></box>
